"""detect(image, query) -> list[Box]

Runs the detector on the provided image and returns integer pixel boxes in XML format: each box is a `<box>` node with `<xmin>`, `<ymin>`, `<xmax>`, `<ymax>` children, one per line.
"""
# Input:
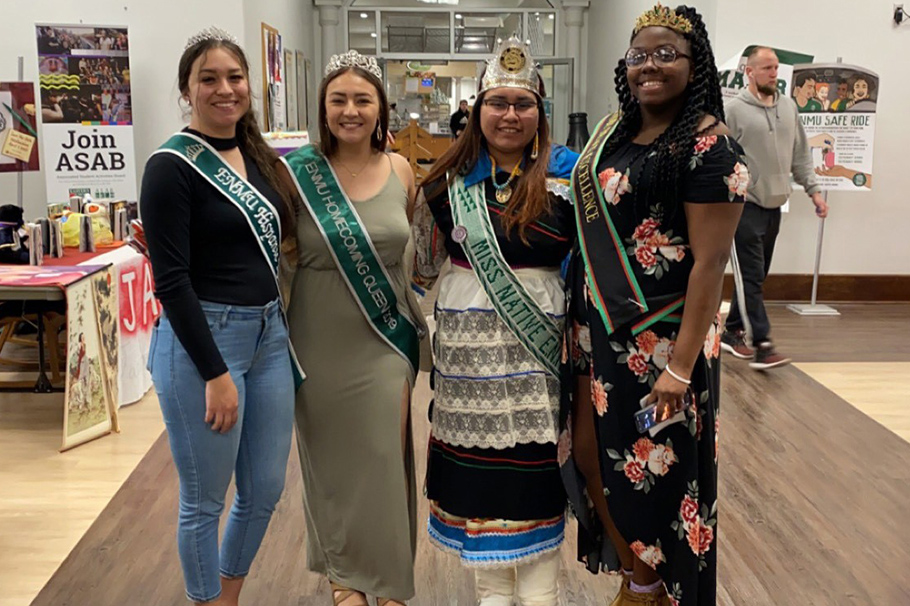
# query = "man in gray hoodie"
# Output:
<box><xmin>721</xmin><ymin>46</ymin><xmax>829</xmax><ymax>370</ymax></box>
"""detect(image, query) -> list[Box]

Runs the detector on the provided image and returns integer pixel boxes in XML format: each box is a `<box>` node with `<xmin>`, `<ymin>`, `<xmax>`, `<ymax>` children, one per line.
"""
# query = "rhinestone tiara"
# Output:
<box><xmin>634</xmin><ymin>4</ymin><xmax>693</xmax><ymax>35</ymax></box>
<box><xmin>184</xmin><ymin>26</ymin><xmax>239</xmax><ymax>51</ymax></box>
<box><xmin>324</xmin><ymin>50</ymin><xmax>382</xmax><ymax>80</ymax></box>
<box><xmin>479</xmin><ymin>35</ymin><xmax>540</xmax><ymax>96</ymax></box>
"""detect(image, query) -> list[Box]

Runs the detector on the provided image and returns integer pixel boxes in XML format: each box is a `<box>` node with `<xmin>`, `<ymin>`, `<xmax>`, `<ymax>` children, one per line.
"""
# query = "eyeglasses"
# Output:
<box><xmin>482</xmin><ymin>98</ymin><xmax>539</xmax><ymax>116</ymax></box>
<box><xmin>624</xmin><ymin>45</ymin><xmax>690</xmax><ymax>68</ymax></box>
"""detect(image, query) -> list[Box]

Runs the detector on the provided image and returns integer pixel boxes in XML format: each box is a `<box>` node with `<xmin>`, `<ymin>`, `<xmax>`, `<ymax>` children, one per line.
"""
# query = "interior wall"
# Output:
<box><xmin>583</xmin><ymin>0</ymin><xmax>907</xmax><ymax>275</ymax></box>
<box><xmin>713</xmin><ymin>0</ymin><xmax>910</xmax><ymax>275</ymax></box>
<box><xmin>0</xmin><ymin>0</ymin><xmax>246</xmax><ymax>220</ymax></box>
<box><xmin>1</xmin><ymin>0</ymin><xmax>317</xmax><ymax>222</ymax></box>
<box><xmin>584</xmin><ymin>0</ymin><xmax>718</xmax><ymax>125</ymax></box>
<box><xmin>243</xmin><ymin>0</ymin><xmax>317</xmax><ymax>132</ymax></box>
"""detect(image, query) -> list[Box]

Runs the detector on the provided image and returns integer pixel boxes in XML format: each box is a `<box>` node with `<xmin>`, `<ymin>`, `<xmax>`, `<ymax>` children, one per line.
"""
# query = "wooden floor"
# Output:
<box><xmin>0</xmin><ymin>390</ymin><xmax>164</xmax><ymax>606</ymax></box>
<box><xmin>7</xmin><ymin>303</ymin><xmax>910</xmax><ymax>605</ymax></box>
<box><xmin>796</xmin><ymin>362</ymin><xmax>910</xmax><ymax>443</ymax></box>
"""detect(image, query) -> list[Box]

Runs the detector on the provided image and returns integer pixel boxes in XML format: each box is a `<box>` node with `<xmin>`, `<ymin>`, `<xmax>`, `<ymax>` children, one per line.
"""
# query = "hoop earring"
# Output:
<box><xmin>530</xmin><ymin>132</ymin><xmax>539</xmax><ymax>160</ymax></box>
<box><xmin>376</xmin><ymin>122</ymin><xmax>383</xmax><ymax>142</ymax></box>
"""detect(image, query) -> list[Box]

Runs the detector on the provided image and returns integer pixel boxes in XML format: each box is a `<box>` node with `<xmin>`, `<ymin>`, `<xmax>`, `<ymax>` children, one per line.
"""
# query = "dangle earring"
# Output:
<box><xmin>530</xmin><ymin>132</ymin><xmax>539</xmax><ymax>160</ymax></box>
<box><xmin>376</xmin><ymin>122</ymin><xmax>383</xmax><ymax>142</ymax></box>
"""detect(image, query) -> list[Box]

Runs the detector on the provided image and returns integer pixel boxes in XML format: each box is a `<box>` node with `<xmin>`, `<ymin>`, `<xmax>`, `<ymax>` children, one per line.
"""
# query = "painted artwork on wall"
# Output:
<box><xmin>285</xmin><ymin>49</ymin><xmax>298</xmax><ymax>131</ymax></box>
<box><xmin>261</xmin><ymin>23</ymin><xmax>285</xmax><ymax>131</ymax></box>
<box><xmin>296</xmin><ymin>50</ymin><xmax>308</xmax><ymax>130</ymax></box>
<box><xmin>0</xmin><ymin>82</ymin><xmax>40</xmax><ymax>172</ymax></box>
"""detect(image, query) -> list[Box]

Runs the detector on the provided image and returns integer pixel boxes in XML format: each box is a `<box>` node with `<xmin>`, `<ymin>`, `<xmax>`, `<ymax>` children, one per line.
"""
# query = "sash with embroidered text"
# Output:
<box><xmin>448</xmin><ymin>174</ymin><xmax>561</xmax><ymax>378</ymax></box>
<box><xmin>571</xmin><ymin>113</ymin><xmax>653</xmax><ymax>335</ymax></box>
<box><xmin>153</xmin><ymin>132</ymin><xmax>306</xmax><ymax>388</ymax></box>
<box><xmin>282</xmin><ymin>144</ymin><xmax>419</xmax><ymax>375</ymax></box>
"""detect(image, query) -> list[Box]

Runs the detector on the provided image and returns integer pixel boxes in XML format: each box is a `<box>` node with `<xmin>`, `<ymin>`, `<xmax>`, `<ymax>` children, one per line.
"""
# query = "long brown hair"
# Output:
<box><xmin>178</xmin><ymin>39</ymin><xmax>295</xmax><ymax>237</ymax></box>
<box><xmin>317</xmin><ymin>67</ymin><xmax>389</xmax><ymax>157</ymax></box>
<box><xmin>422</xmin><ymin>89</ymin><xmax>551</xmax><ymax>242</ymax></box>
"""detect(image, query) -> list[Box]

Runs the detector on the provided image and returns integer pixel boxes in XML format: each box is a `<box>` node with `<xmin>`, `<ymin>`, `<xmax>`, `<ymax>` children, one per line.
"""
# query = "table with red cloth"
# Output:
<box><xmin>0</xmin><ymin>244</ymin><xmax>161</xmax><ymax>450</ymax></box>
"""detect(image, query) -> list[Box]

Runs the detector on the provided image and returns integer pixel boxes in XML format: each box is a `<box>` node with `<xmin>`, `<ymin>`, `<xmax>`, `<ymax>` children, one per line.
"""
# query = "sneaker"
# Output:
<box><xmin>720</xmin><ymin>329</ymin><xmax>754</xmax><ymax>360</ymax></box>
<box><xmin>749</xmin><ymin>341</ymin><xmax>792</xmax><ymax>370</ymax></box>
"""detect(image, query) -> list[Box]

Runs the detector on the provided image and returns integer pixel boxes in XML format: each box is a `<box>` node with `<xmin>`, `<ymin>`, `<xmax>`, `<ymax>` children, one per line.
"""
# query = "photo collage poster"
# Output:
<box><xmin>36</xmin><ymin>24</ymin><xmax>137</xmax><ymax>202</ymax></box>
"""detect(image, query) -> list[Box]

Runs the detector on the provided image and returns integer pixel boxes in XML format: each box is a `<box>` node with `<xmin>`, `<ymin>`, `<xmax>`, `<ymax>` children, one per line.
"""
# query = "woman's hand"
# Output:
<box><xmin>205</xmin><ymin>371</ymin><xmax>238</xmax><ymax>433</ymax></box>
<box><xmin>645</xmin><ymin>368</ymin><xmax>690</xmax><ymax>423</ymax></box>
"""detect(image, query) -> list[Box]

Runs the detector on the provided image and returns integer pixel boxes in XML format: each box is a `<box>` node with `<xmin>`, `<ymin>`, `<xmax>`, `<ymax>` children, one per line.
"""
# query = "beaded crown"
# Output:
<box><xmin>324</xmin><ymin>50</ymin><xmax>382</xmax><ymax>80</ymax></box>
<box><xmin>184</xmin><ymin>26</ymin><xmax>238</xmax><ymax>51</ymax></box>
<box><xmin>479</xmin><ymin>35</ymin><xmax>541</xmax><ymax>96</ymax></box>
<box><xmin>633</xmin><ymin>4</ymin><xmax>693</xmax><ymax>35</ymax></box>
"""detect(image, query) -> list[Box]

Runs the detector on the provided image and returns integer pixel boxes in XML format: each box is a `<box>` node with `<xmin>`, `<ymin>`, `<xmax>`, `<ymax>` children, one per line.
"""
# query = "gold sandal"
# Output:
<box><xmin>330</xmin><ymin>582</ymin><xmax>368</xmax><ymax>606</ymax></box>
<box><xmin>617</xmin><ymin>582</ymin><xmax>670</xmax><ymax>606</ymax></box>
<box><xmin>376</xmin><ymin>599</ymin><xmax>407</xmax><ymax>606</ymax></box>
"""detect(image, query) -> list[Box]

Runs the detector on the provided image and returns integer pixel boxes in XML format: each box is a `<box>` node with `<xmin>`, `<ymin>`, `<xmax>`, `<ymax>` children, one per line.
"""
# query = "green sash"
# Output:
<box><xmin>281</xmin><ymin>145</ymin><xmax>420</xmax><ymax>375</ymax></box>
<box><xmin>153</xmin><ymin>132</ymin><xmax>306</xmax><ymax>388</ymax></box>
<box><xmin>448</xmin><ymin>174</ymin><xmax>561</xmax><ymax>378</ymax></box>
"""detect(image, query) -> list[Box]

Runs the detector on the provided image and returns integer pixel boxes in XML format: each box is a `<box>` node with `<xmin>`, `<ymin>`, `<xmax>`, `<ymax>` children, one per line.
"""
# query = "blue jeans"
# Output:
<box><xmin>148</xmin><ymin>299</ymin><xmax>294</xmax><ymax>603</ymax></box>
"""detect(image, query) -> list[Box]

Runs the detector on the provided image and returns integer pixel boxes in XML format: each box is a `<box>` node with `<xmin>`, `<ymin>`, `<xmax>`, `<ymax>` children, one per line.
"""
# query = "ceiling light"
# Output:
<box><xmin>455</xmin><ymin>13</ymin><xmax>462</xmax><ymax>19</ymax></box>
<box><xmin>360</xmin><ymin>12</ymin><xmax>368</xmax><ymax>18</ymax></box>
<box><xmin>370</xmin><ymin>32</ymin><xmax>377</xmax><ymax>38</ymax></box>
<box><xmin>549</xmin><ymin>14</ymin><xmax>555</xmax><ymax>19</ymax></box>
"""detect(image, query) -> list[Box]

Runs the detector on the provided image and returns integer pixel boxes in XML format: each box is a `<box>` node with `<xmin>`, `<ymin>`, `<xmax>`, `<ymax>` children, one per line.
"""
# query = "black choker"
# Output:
<box><xmin>185</xmin><ymin>128</ymin><xmax>238</xmax><ymax>151</ymax></box>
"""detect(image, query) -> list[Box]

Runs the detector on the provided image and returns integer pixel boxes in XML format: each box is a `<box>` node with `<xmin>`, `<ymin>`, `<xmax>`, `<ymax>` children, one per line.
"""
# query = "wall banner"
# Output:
<box><xmin>36</xmin><ymin>24</ymin><xmax>137</xmax><ymax>203</ymax></box>
<box><xmin>718</xmin><ymin>45</ymin><xmax>814</xmax><ymax>101</ymax></box>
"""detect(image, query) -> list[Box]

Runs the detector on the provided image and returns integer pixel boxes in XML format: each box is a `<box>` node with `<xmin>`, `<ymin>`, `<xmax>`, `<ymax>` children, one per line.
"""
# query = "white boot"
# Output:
<box><xmin>475</xmin><ymin>565</ymin><xmax>516</xmax><ymax>606</ymax></box>
<box><xmin>515</xmin><ymin>550</ymin><xmax>560</xmax><ymax>606</ymax></box>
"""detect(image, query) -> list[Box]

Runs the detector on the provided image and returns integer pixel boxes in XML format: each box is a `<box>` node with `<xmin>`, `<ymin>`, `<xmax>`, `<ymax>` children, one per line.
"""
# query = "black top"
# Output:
<box><xmin>140</xmin><ymin>128</ymin><xmax>284</xmax><ymax>380</ymax></box>
<box><xmin>585</xmin><ymin>135</ymin><xmax>748</xmax><ymax>302</ymax></box>
<box><xmin>422</xmin><ymin>173</ymin><xmax>575</xmax><ymax>269</ymax></box>
<box><xmin>449</xmin><ymin>109</ymin><xmax>470</xmax><ymax>137</ymax></box>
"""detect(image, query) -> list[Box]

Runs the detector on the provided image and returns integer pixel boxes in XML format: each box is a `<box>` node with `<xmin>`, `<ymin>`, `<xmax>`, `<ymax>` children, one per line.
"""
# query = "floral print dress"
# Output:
<box><xmin>561</xmin><ymin>134</ymin><xmax>748</xmax><ymax>606</ymax></box>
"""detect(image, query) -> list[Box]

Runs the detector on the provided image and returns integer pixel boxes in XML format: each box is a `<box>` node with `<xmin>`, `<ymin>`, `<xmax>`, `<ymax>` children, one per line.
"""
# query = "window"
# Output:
<box><xmin>455</xmin><ymin>12</ymin><xmax>522</xmax><ymax>54</ymax></box>
<box><xmin>381</xmin><ymin>12</ymin><xmax>451</xmax><ymax>54</ymax></box>
<box><xmin>528</xmin><ymin>12</ymin><xmax>556</xmax><ymax>56</ymax></box>
<box><xmin>348</xmin><ymin>10</ymin><xmax>377</xmax><ymax>55</ymax></box>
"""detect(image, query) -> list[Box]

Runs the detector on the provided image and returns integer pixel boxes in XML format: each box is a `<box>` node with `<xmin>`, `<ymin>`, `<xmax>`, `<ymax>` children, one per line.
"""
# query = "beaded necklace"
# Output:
<box><xmin>490</xmin><ymin>157</ymin><xmax>523</xmax><ymax>203</ymax></box>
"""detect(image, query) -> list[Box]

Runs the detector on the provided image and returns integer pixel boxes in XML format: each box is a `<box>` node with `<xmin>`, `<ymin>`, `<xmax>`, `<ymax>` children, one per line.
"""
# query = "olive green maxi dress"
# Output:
<box><xmin>287</xmin><ymin>167</ymin><xmax>424</xmax><ymax>601</ymax></box>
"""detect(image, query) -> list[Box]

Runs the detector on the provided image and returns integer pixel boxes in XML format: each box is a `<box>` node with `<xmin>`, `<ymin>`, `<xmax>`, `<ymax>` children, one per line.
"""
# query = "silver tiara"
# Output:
<box><xmin>184</xmin><ymin>26</ymin><xmax>239</xmax><ymax>51</ymax></box>
<box><xmin>324</xmin><ymin>50</ymin><xmax>382</xmax><ymax>80</ymax></box>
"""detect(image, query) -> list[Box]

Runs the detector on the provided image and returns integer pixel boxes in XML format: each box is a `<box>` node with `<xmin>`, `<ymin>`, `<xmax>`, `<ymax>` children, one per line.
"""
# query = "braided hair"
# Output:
<box><xmin>605</xmin><ymin>5</ymin><xmax>724</xmax><ymax>219</ymax></box>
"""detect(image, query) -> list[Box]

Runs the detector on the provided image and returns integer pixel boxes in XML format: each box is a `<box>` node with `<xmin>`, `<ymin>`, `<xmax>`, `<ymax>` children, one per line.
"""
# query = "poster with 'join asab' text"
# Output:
<box><xmin>36</xmin><ymin>24</ymin><xmax>136</xmax><ymax>203</ymax></box>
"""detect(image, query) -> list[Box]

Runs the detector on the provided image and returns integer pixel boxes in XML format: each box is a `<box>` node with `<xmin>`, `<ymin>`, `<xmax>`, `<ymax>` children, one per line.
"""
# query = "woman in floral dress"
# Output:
<box><xmin>561</xmin><ymin>5</ymin><xmax>748</xmax><ymax>606</ymax></box>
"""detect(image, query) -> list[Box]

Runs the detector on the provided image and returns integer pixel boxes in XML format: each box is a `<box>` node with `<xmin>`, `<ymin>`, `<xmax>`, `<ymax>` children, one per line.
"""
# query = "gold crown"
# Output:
<box><xmin>479</xmin><ymin>35</ymin><xmax>540</xmax><ymax>96</ymax></box>
<box><xmin>633</xmin><ymin>4</ymin><xmax>693</xmax><ymax>35</ymax></box>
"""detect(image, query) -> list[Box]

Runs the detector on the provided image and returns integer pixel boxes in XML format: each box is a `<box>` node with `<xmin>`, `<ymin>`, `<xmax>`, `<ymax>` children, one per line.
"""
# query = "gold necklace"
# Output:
<box><xmin>490</xmin><ymin>157</ymin><xmax>523</xmax><ymax>203</ymax></box>
<box><xmin>334</xmin><ymin>154</ymin><xmax>373</xmax><ymax>178</ymax></box>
